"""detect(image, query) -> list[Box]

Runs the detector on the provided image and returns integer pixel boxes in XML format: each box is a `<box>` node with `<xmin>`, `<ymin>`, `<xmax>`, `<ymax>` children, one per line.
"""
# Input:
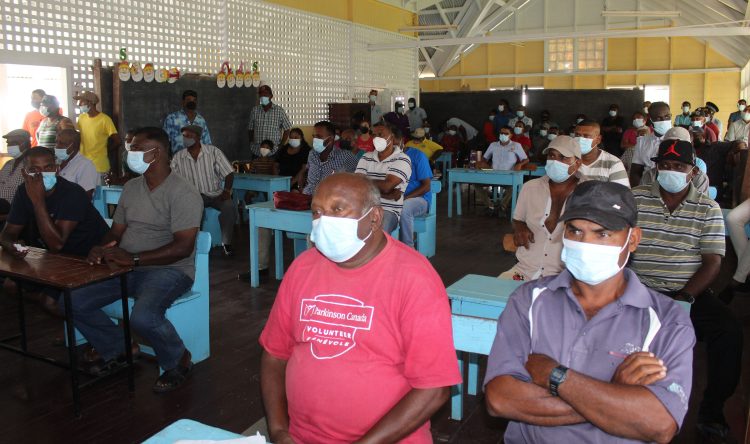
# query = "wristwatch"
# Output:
<box><xmin>132</xmin><ymin>254</ymin><xmax>140</xmax><ymax>267</ymax></box>
<box><xmin>674</xmin><ymin>290</ymin><xmax>695</xmax><ymax>304</ymax></box>
<box><xmin>549</xmin><ymin>365</ymin><xmax>569</xmax><ymax>397</ymax></box>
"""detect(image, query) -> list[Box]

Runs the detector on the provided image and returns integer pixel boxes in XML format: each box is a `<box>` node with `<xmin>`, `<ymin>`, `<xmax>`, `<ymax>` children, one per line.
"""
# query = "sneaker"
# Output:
<box><xmin>222</xmin><ymin>244</ymin><xmax>233</xmax><ymax>256</ymax></box>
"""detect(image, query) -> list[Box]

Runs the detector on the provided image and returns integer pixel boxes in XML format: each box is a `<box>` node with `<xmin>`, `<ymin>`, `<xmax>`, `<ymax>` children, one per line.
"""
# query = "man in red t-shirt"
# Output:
<box><xmin>260</xmin><ymin>173</ymin><xmax>461</xmax><ymax>444</ymax></box>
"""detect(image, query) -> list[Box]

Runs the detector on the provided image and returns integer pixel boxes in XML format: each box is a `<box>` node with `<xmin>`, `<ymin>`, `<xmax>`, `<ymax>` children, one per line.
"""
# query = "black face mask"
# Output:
<box><xmin>339</xmin><ymin>140</ymin><xmax>352</xmax><ymax>150</ymax></box>
<box><xmin>360</xmin><ymin>126</ymin><xmax>369</xmax><ymax>133</ymax></box>
<box><xmin>186</xmin><ymin>101</ymin><xmax>197</xmax><ymax>110</ymax></box>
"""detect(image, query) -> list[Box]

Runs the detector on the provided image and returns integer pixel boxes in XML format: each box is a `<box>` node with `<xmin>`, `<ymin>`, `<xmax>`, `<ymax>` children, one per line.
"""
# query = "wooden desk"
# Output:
<box><xmin>447</xmin><ymin>168</ymin><xmax>526</xmax><ymax>221</ymax></box>
<box><xmin>0</xmin><ymin>247</ymin><xmax>133</xmax><ymax>416</ymax></box>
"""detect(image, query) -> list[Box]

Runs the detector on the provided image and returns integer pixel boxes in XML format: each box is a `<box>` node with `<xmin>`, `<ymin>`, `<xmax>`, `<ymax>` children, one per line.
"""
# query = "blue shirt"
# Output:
<box><xmin>674</xmin><ymin>114</ymin><xmax>691</xmax><ymax>126</ymax></box>
<box><xmin>404</xmin><ymin>147</ymin><xmax>433</xmax><ymax>206</ymax></box>
<box><xmin>163</xmin><ymin>110</ymin><xmax>212</xmax><ymax>153</ymax></box>
<box><xmin>494</xmin><ymin>112</ymin><xmax>512</xmax><ymax>132</ymax></box>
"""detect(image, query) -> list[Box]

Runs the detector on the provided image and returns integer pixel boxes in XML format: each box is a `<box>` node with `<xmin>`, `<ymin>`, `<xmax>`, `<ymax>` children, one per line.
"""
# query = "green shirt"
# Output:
<box><xmin>630</xmin><ymin>181</ymin><xmax>725</xmax><ymax>292</ymax></box>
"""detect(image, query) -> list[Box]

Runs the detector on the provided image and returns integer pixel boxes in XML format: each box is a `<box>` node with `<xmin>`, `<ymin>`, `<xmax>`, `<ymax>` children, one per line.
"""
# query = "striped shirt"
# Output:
<box><xmin>579</xmin><ymin>149</ymin><xmax>630</xmax><ymax>187</ymax></box>
<box><xmin>303</xmin><ymin>148</ymin><xmax>358</xmax><ymax>195</ymax></box>
<box><xmin>356</xmin><ymin>148</ymin><xmax>412</xmax><ymax>218</ymax></box>
<box><xmin>630</xmin><ymin>181</ymin><xmax>725</xmax><ymax>292</ymax></box>
<box><xmin>248</xmin><ymin>103</ymin><xmax>291</xmax><ymax>157</ymax></box>
<box><xmin>171</xmin><ymin>143</ymin><xmax>233</xmax><ymax>197</ymax></box>
<box><xmin>36</xmin><ymin>116</ymin><xmax>74</xmax><ymax>148</ymax></box>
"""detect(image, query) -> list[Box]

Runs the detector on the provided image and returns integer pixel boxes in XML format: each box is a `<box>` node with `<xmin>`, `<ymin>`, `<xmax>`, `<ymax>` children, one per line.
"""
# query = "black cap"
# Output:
<box><xmin>650</xmin><ymin>139</ymin><xmax>695</xmax><ymax>165</ymax></box>
<box><xmin>561</xmin><ymin>181</ymin><xmax>637</xmax><ymax>230</ymax></box>
<box><xmin>705</xmin><ymin>101</ymin><xmax>719</xmax><ymax>113</ymax></box>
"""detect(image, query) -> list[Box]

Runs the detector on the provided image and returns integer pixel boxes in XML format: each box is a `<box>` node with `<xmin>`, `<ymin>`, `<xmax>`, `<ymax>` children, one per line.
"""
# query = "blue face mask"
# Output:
<box><xmin>312</xmin><ymin>137</ymin><xmax>329</xmax><ymax>153</ymax></box>
<box><xmin>259</xmin><ymin>96</ymin><xmax>271</xmax><ymax>106</ymax></box>
<box><xmin>41</xmin><ymin>172</ymin><xmax>57</xmax><ymax>191</ymax></box>
<box><xmin>126</xmin><ymin>148</ymin><xmax>155</xmax><ymax>174</ymax></box>
<box><xmin>513</xmin><ymin>127</ymin><xmax>523</xmax><ymax>135</ymax></box>
<box><xmin>652</xmin><ymin>120</ymin><xmax>672</xmax><ymax>136</ymax></box>
<box><xmin>7</xmin><ymin>145</ymin><xmax>22</xmax><ymax>158</ymax></box>
<box><xmin>656</xmin><ymin>169</ymin><xmax>689</xmax><ymax>193</ymax></box>
<box><xmin>54</xmin><ymin>148</ymin><xmax>69</xmax><ymax>162</ymax></box>
<box><xmin>545</xmin><ymin>159</ymin><xmax>572</xmax><ymax>183</ymax></box>
<box><xmin>561</xmin><ymin>228</ymin><xmax>631</xmax><ymax>286</ymax></box>
<box><xmin>575</xmin><ymin>136</ymin><xmax>594</xmax><ymax>155</ymax></box>
<box><xmin>79</xmin><ymin>105</ymin><xmax>90</xmax><ymax>114</ymax></box>
<box><xmin>498</xmin><ymin>134</ymin><xmax>510</xmax><ymax>143</ymax></box>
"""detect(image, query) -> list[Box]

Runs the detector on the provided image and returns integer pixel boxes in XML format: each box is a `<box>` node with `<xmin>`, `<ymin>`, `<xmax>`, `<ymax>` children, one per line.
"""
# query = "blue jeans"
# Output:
<box><xmin>61</xmin><ymin>268</ymin><xmax>194</xmax><ymax>370</ymax></box>
<box><xmin>382</xmin><ymin>210</ymin><xmax>399</xmax><ymax>234</ymax></box>
<box><xmin>399</xmin><ymin>197</ymin><xmax>429</xmax><ymax>247</ymax></box>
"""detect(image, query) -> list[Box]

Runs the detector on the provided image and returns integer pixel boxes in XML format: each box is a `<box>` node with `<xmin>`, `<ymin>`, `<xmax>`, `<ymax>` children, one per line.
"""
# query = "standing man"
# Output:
<box><xmin>406</xmin><ymin>98</ymin><xmax>427</xmax><ymax>133</ymax></box>
<box><xmin>67</xmin><ymin>127</ymin><xmax>203</xmax><ymax>392</ymax></box>
<box><xmin>163</xmin><ymin>90</ymin><xmax>212</xmax><ymax>154</ymax></box>
<box><xmin>508</xmin><ymin>105</ymin><xmax>533</xmax><ymax>135</ymax></box>
<box><xmin>248</xmin><ymin>84</ymin><xmax>291</xmax><ymax>158</ymax></box>
<box><xmin>368</xmin><ymin>89</ymin><xmax>383</xmax><ymax>125</ymax></box>
<box><xmin>574</xmin><ymin>120</ymin><xmax>629</xmax><ymax>186</ymax></box>
<box><xmin>355</xmin><ymin>123</ymin><xmax>412</xmax><ymax>233</ymax></box>
<box><xmin>171</xmin><ymin>125</ymin><xmax>236</xmax><ymax>256</ymax></box>
<box><xmin>382</xmin><ymin>101</ymin><xmax>410</xmax><ymax>140</ymax></box>
<box><xmin>631</xmin><ymin>139</ymin><xmax>742</xmax><ymax>442</ymax></box>
<box><xmin>400</xmin><ymin>138</ymin><xmax>432</xmax><ymax>248</ymax></box>
<box><xmin>23</xmin><ymin>89</ymin><xmax>45</xmax><ymax>147</ymax></box>
<box><xmin>485</xmin><ymin>180</ymin><xmax>695</xmax><ymax>444</ymax></box>
<box><xmin>599</xmin><ymin>104</ymin><xmax>625</xmax><ymax>157</ymax></box>
<box><xmin>55</xmin><ymin>129</ymin><xmax>99</xmax><ymax>198</ymax></box>
<box><xmin>675</xmin><ymin>101</ymin><xmax>692</xmax><ymax>126</ymax></box>
<box><xmin>728</xmin><ymin>99</ymin><xmax>746</xmax><ymax>126</ymax></box>
<box><xmin>0</xmin><ymin>129</ymin><xmax>32</xmax><ymax>220</ymax></box>
<box><xmin>725</xmin><ymin>105</ymin><xmax>750</xmax><ymax>143</ymax></box>
<box><xmin>260</xmin><ymin>173</ymin><xmax>460</xmax><ymax>444</ymax></box>
<box><xmin>35</xmin><ymin>95</ymin><xmax>74</xmax><ymax>149</ymax></box>
<box><xmin>75</xmin><ymin>91</ymin><xmax>120</xmax><ymax>176</ymax></box>
<box><xmin>302</xmin><ymin>121</ymin><xmax>358</xmax><ymax>195</ymax></box>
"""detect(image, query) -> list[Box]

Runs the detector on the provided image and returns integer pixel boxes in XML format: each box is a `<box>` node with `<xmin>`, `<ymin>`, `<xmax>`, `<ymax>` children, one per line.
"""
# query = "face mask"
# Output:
<box><xmin>334</xmin><ymin>135</ymin><xmax>340</xmax><ymax>142</ymax></box>
<box><xmin>561</xmin><ymin>228</ymin><xmax>631</xmax><ymax>286</ymax></box>
<box><xmin>41</xmin><ymin>171</ymin><xmax>57</xmax><ymax>191</ymax></box>
<box><xmin>652</xmin><ymin>120</ymin><xmax>672</xmax><ymax>136</ymax></box>
<box><xmin>513</xmin><ymin>127</ymin><xmax>523</xmax><ymax>135</ymax></box>
<box><xmin>498</xmin><ymin>105</ymin><xmax>505</xmax><ymax>112</ymax></box>
<box><xmin>408</xmin><ymin>103</ymin><xmax>415</xmax><ymax>109</ymax></box>
<box><xmin>683</xmin><ymin>106</ymin><xmax>690</xmax><ymax>114</ymax></box>
<box><xmin>691</xmin><ymin>120</ymin><xmax>703</xmax><ymax>128</ymax></box>
<box><xmin>340</xmin><ymin>140</ymin><xmax>352</xmax><ymax>151</ymax></box>
<box><xmin>369</xmin><ymin>95</ymin><xmax>377</xmax><ymax>102</ymax></box>
<box><xmin>488</xmin><ymin>115</ymin><xmax>495</xmax><ymax>121</ymax></box>
<box><xmin>31</xmin><ymin>100</ymin><xmax>41</xmax><ymax>110</ymax></box>
<box><xmin>743</xmin><ymin>112</ymin><xmax>750</xmax><ymax>121</ymax></box>
<box><xmin>397</xmin><ymin>107</ymin><xmax>404</xmax><ymax>115</ymax></box>
<box><xmin>498</xmin><ymin>134</ymin><xmax>510</xmax><ymax>143</ymax></box>
<box><xmin>124</xmin><ymin>142</ymin><xmax>132</xmax><ymax>151</ymax></box>
<box><xmin>575</xmin><ymin>136</ymin><xmax>594</xmax><ymax>155</ymax></box>
<box><xmin>633</xmin><ymin>119</ymin><xmax>644</xmax><ymax>128</ymax></box>
<box><xmin>516</xmin><ymin>111</ymin><xmax>524</xmax><ymax>118</ymax></box>
<box><xmin>310</xmin><ymin>208</ymin><xmax>373</xmax><ymax>263</ymax></box>
<box><xmin>576</xmin><ymin>118</ymin><xmax>584</xmax><ymax>124</ymax></box>
<box><xmin>126</xmin><ymin>148</ymin><xmax>155</xmax><ymax>174</ymax></box>
<box><xmin>609</xmin><ymin>110</ymin><xmax>617</xmax><ymax>117</ymax></box>
<box><xmin>39</xmin><ymin>106</ymin><xmax>49</xmax><ymax>117</ymax></box>
<box><xmin>259</xmin><ymin>96</ymin><xmax>270</xmax><ymax>106</ymax></box>
<box><xmin>288</xmin><ymin>138</ymin><xmax>301</xmax><ymax>148</ymax></box>
<box><xmin>80</xmin><ymin>105</ymin><xmax>90</xmax><ymax>113</ymax></box>
<box><xmin>539</xmin><ymin>129</ymin><xmax>548</xmax><ymax>137</ymax></box>
<box><xmin>360</xmin><ymin>126</ymin><xmax>369</xmax><ymax>133</ymax></box>
<box><xmin>546</xmin><ymin>159</ymin><xmax>572</xmax><ymax>183</ymax></box>
<box><xmin>373</xmin><ymin>136</ymin><xmax>390</xmax><ymax>152</ymax></box>
<box><xmin>424</xmin><ymin>127</ymin><xmax>430</xmax><ymax>133</ymax></box>
<box><xmin>643</xmin><ymin>107</ymin><xmax>649</xmax><ymax>114</ymax></box>
<box><xmin>260</xmin><ymin>147</ymin><xmax>272</xmax><ymax>157</ymax></box>
<box><xmin>182</xmin><ymin>136</ymin><xmax>196</xmax><ymax>147</ymax></box>
<box><xmin>547</xmin><ymin>134</ymin><xmax>557</xmax><ymax>141</ymax></box>
<box><xmin>185</xmin><ymin>101</ymin><xmax>197</xmax><ymax>110</ymax></box>
<box><xmin>657</xmin><ymin>169</ymin><xmax>690</xmax><ymax>193</ymax></box>
<box><xmin>312</xmin><ymin>137</ymin><xmax>327</xmax><ymax>153</ymax></box>
<box><xmin>447</xmin><ymin>130</ymin><xmax>456</xmax><ymax>136</ymax></box>
<box><xmin>55</xmin><ymin>147</ymin><xmax>70</xmax><ymax>162</ymax></box>
<box><xmin>7</xmin><ymin>145</ymin><xmax>22</xmax><ymax>158</ymax></box>
<box><xmin>739</xmin><ymin>104</ymin><xmax>746</xmax><ymax>112</ymax></box>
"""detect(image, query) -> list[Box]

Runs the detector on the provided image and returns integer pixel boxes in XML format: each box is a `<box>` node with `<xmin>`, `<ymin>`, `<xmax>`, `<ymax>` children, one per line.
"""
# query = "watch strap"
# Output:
<box><xmin>549</xmin><ymin>365</ymin><xmax>569</xmax><ymax>397</ymax></box>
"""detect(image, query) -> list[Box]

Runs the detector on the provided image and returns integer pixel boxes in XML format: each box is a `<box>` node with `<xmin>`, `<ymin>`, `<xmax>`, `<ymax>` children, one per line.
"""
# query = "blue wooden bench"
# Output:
<box><xmin>201</xmin><ymin>207</ymin><xmax>223</xmax><ymax>248</ymax></box>
<box><xmin>68</xmin><ymin>231</ymin><xmax>212</xmax><ymax>366</ymax></box>
<box><xmin>411</xmin><ymin>180</ymin><xmax>441</xmax><ymax>258</ymax></box>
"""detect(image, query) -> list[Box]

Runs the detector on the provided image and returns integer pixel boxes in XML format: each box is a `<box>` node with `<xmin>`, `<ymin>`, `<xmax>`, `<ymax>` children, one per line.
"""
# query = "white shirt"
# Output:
<box><xmin>446</xmin><ymin>118</ymin><xmax>478</xmax><ymax>141</ymax></box>
<box><xmin>59</xmin><ymin>152</ymin><xmax>100</xmax><ymax>192</ymax></box>
<box><xmin>632</xmin><ymin>134</ymin><xmax>663</xmax><ymax>170</ymax></box>
<box><xmin>483</xmin><ymin>140</ymin><xmax>527</xmax><ymax>170</ymax></box>
<box><xmin>508</xmin><ymin>116</ymin><xmax>534</xmax><ymax>131</ymax></box>
<box><xmin>725</xmin><ymin>118</ymin><xmax>750</xmax><ymax>142</ymax></box>
<box><xmin>406</xmin><ymin>107</ymin><xmax>427</xmax><ymax>132</ymax></box>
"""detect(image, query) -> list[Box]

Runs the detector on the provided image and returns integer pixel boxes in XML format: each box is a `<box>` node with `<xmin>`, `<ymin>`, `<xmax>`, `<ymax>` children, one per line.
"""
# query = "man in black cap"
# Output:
<box><xmin>486</xmin><ymin>180</ymin><xmax>695</xmax><ymax>443</ymax></box>
<box><xmin>631</xmin><ymin>139</ymin><xmax>742</xmax><ymax>442</ymax></box>
<box><xmin>171</xmin><ymin>125</ymin><xmax>236</xmax><ymax>255</ymax></box>
<box><xmin>163</xmin><ymin>90</ymin><xmax>212</xmax><ymax>153</ymax></box>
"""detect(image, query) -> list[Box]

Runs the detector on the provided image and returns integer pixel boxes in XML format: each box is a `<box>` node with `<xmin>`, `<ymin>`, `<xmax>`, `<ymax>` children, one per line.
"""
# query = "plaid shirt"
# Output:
<box><xmin>303</xmin><ymin>148</ymin><xmax>358</xmax><ymax>195</ymax></box>
<box><xmin>163</xmin><ymin>110</ymin><xmax>212</xmax><ymax>153</ymax></box>
<box><xmin>0</xmin><ymin>159</ymin><xmax>24</xmax><ymax>203</ymax></box>
<box><xmin>248</xmin><ymin>103</ymin><xmax>291</xmax><ymax>156</ymax></box>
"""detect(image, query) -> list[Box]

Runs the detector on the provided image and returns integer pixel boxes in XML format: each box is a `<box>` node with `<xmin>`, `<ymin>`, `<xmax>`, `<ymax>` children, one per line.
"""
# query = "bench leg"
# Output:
<box><xmin>468</xmin><ymin>352</ymin><xmax>479</xmax><ymax>396</ymax></box>
<box><xmin>451</xmin><ymin>351</ymin><xmax>464</xmax><ymax>421</ymax></box>
<box><xmin>415</xmin><ymin>219</ymin><xmax>436</xmax><ymax>258</ymax></box>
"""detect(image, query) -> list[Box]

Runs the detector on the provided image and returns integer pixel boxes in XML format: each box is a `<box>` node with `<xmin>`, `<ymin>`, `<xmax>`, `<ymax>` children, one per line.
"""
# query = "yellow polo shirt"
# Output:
<box><xmin>78</xmin><ymin>112</ymin><xmax>118</xmax><ymax>173</ymax></box>
<box><xmin>406</xmin><ymin>138</ymin><xmax>443</xmax><ymax>159</ymax></box>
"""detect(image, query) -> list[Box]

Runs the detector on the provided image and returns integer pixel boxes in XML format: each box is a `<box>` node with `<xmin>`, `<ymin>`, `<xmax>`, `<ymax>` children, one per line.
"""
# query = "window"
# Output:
<box><xmin>546</xmin><ymin>38</ymin><xmax>605</xmax><ymax>72</ymax></box>
<box><xmin>644</xmin><ymin>85</ymin><xmax>670</xmax><ymax>104</ymax></box>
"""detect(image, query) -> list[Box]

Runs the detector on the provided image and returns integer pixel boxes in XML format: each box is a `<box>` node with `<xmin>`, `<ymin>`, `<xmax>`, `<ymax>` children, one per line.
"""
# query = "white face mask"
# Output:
<box><xmin>691</xmin><ymin>120</ymin><xmax>703</xmax><ymax>128</ymax></box>
<box><xmin>682</xmin><ymin>106</ymin><xmax>690</xmax><ymax>114</ymax></box>
<box><xmin>643</xmin><ymin>107</ymin><xmax>649</xmax><ymax>114</ymax></box>
<box><xmin>369</xmin><ymin>95</ymin><xmax>377</xmax><ymax>102</ymax></box>
<box><xmin>447</xmin><ymin>130</ymin><xmax>456</xmax><ymax>136</ymax></box>
<box><xmin>498</xmin><ymin>105</ymin><xmax>505</xmax><ymax>112</ymax></box>
<box><xmin>561</xmin><ymin>228</ymin><xmax>631</xmax><ymax>286</ymax></box>
<box><xmin>373</xmin><ymin>136</ymin><xmax>390</xmax><ymax>152</ymax></box>
<box><xmin>488</xmin><ymin>115</ymin><xmax>495</xmax><ymax>122</ymax></box>
<box><xmin>288</xmin><ymin>138</ymin><xmax>301</xmax><ymax>148</ymax></box>
<box><xmin>739</xmin><ymin>104</ymin><xmax>746</xmax><ymax>112</ymax></box>
<box><xmin>609</xmin><ymin>110</ymin><xmax>617</xmax><ymax>117</ymax></box>
<box><xmin>260</xmin><ymin>147</ymin><xmax>272</xmax><ymax>157</ymax></box>
<box><xmin>652</xmin><ymin>120</ymin><xmax>673</xmax><ymax>136</ymax></box>
<box><xmin>516</xmin><ymin>110</ymin><xmax>524</xmax><ymax>118</ymax></box>
<box><xmin>743</xmin><ymin>112</ymin><xmax>750</xmax><ymax>122</ymax></box>
<box><xmin>539</xmin><ymin>129</ymin><xmax>548</xmax><ymax>137</ymax></box>
<box><xmin>576</xmin><ymin>118</ymin><xmax>584</xmax><ymax>124</ymax></box>
<box><xmin>547</xmin><ymin>133</ymin><xmax>557</xmax><ymax>141</ymax></box>
<box><xmin>633</xmin><ymin>119</ymin><xmax>644</xmax><ymax>128</ymax></box>
<box><xmin>310</xmin><ymin>208</ymin><xmax>373</xmax><ymax>263</ymax></box>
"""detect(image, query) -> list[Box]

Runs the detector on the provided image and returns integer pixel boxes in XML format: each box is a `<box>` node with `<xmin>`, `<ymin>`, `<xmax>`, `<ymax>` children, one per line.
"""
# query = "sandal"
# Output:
<box><xmin>152</xmin><ymin>350</ymin><xmax>193</xmax><ymax>393</ymax></box>
<box><xmin>83</xmin><ymin>343</ymin><xmax>141</xmax><ymax>363</ymax></box>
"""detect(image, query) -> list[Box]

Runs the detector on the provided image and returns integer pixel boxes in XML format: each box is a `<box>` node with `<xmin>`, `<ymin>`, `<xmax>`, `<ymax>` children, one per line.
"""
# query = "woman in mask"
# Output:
<box><xmin>276</xmin><ymin>128</ymin><xmax>310</xmax><ymax>191</ymax></box>
<box><xmin>35</xmin><ymin>95</ymin><xmax>74</xmax><ymax>149</ymax></box>
<box><xmin>620</xmin><ymin>111</ymin><xmax>651</xmax><ymax>173</ymax></box>
<box><xmin>353</xmin><ymin>121</ymin><xmax>374</xmax><ymax>155</ymax></box>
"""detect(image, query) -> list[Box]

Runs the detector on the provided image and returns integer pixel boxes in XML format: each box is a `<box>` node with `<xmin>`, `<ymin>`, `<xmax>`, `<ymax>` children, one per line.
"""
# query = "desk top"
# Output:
<box><xmin>234</xmin><ymin>173</ymin><xmax>292</xmax><ymax>181</ymax></box>
<box><xmin>246</xmin><ymin>201</ymin><xmax>311</xmax><ymax>215</ymax></box>
<box><xmin>143</xmin><ymin>419</ymin><xmax>249</xmax><ymax>443</ymax></box>
<box><xmin>0</xmin><ymin>247</ymin><xmax>131</xmax><ymax>289</ymax></box>
<box><xmin>446</xmin><ymin>274</ymin><xmax>523</xmax><ymax>305</ymax></box>
<box><xmin>448</xmin><ymin>168</ymin><xmax>526</xmax><ymax>175</ymax></box>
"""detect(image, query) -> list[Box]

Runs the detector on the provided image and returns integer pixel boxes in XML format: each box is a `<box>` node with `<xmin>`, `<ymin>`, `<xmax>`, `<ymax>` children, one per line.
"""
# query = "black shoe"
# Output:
<box><xmin>696</xmin><ymin>421</ymin><xmax>736</xmax><ymax>444</ymax></box>
<box><xmin>84</xmin><ymin>356</ymin><xmax>127</xmax><ymax>377</ymax></box>
<box><xmin>222</xmin><ymin>244</ymin><xmax>233</xmax><ymax>256</ymax></box>
<box><xmin>153</xmin><ymin>350</ymin><xmax>192</xmax><ymax>393</ymax></box>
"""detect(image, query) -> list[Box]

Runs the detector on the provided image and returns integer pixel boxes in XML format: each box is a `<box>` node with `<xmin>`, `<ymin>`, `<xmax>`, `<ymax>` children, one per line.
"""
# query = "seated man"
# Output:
<box><xmin>66</xmin><ymin>127</ymin><xmax>203</xmax><ymax>392</ymax></box>
<box><xmin>485</xmin><ymin>180</ymin><xmax>696</xmax><ymax>443</ymax></box>
<box><xmin>301</xmin><ymin>120</ymin><xmax>358</xmax><ymax>195</ymax></box>
<box><xmin>355</xmin><ymin>123</ymin><xmax>412</xmax><ymax>233</ymax></box>
<box><xmin>0</xmin><ymin>147</ymin><xmax>108</xmax><ymax>256</ymax></box>
<box><xmin>55</xmin><ymin>129</ymin><xmax>99</xmax><ymax>198</ymax></box>
<box><xmin>638</xmin><ymin>137</ymin><xmax>710</xmax><ymax>195</ymax></box>
<box><xmin>573</xmin><ymin>120</ymin><xmax>629</xmax><ymax>187</ymax></box>
<box><xmin>400</xmin><ymin>136</ymin><xmax>433</xmax><ymax>248</ymax></box>
<box><xmin>501</xmin><ymin>136</ymin><xmax>582</xmax><ymax>281</ymax></box>
<box><xmin>260</xmin><ymin>173</ymin><xmax>460</xmax><ymax>443</ymax></box>
<box><xmin>631</xmin><ymin>140</ymin><xmax>742</xmax><ymax>441</ymax></box>
<box><xmin>405</xmin><ymin>127</ymin><xmax>443</xmax><ymax>163</ymax></box>
<box><xmin>0</xmin><ymin>129</ymin><xmax>32</xmax><ymax>222</ymax></box>
<box><xmin>171</xmin><ymin>124</ymin><xmax>236</xmax><ymax>256</ymax></box>
<box><xmin>476</xmin><ymin>126</ymin><xmax>528</xmax><ymax>214</ymax></box>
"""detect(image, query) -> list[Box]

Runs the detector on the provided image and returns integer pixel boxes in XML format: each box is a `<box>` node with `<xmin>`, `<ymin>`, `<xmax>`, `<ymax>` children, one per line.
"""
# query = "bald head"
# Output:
<box><xmin>314</xmin><ymin>173</ymin><xmax>380</xmax><ymax>216</ymax></box>
<box><xmin>56</xmin><ymin>129</ymin><xmax>81</xmax><ymax>150</ymax></box>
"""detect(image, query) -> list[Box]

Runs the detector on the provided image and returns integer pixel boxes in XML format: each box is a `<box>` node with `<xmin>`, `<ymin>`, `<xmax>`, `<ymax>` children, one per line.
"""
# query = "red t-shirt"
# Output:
<box><xmin>483</xmin><ymin>121</ymin><xmax>497</xmax><ymax>143</ymax></box>
<box><xmin>511</xmin><ymin>134</ymin><xmax>531</xmax><ymax>151</ymax></box>
<box><xmin>22</xmin><ymin>110</ymin><xmax>43</xmax><ymax>147</ymax></box>
<box><xmin>259</xmin><ymin>235</ymin><xmax>461</xmax><ymax>444</ymax></box>
<box><xmin>354</xmin><ymin>135</ymin><xmax>375</xmax><ymax>153</ymax></box>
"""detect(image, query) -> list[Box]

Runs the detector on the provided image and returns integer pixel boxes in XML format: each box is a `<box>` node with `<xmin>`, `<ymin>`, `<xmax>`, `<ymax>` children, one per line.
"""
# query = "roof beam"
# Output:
<box><xmin>420</xmin><ymin>47</ymin><xmax>438</xmax><ymax>74</ymax></box>
<box><xmin>405</xmin><ymin>0</ymin><xmax>445</xmax><ymax>11</ymax></box>
<box><xmin>418</xmin><ymin>7</ymin><xmax>464</xmax><ymax>15</ymax></box>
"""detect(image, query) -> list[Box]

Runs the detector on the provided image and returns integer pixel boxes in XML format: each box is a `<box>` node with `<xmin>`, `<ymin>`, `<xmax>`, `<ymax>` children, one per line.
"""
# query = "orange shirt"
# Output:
<box><xmin>22</xmin><ymin>110</ymin><xmax>44</xmax><ymax>146</ymax></box>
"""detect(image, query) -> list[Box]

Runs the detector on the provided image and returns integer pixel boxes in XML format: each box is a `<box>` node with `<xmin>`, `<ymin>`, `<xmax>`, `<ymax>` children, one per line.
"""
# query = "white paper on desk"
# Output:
<box><xmin>174</xmin><ymin>432</ymin><xmax>268</xmax><ymax>444</ymax></box>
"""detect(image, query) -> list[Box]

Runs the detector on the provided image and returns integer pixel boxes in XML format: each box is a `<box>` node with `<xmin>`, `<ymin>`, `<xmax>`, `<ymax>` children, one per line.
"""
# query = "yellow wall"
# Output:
<box><xmin>264</xmin><ymin>0</ymin><xmax>415</xmax><ymax>33</ymax></box>
<box><xmin>421</xmin><ymin>37</ymin><xmax>741</xmax><ymax>126</ymax></box>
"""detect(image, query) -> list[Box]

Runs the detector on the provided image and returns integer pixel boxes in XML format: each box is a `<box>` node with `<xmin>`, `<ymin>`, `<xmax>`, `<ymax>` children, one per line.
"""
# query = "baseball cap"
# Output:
<box><xmin>542</xmin><ymin>135</ymin><xmax>581</xmax><ymax>159</ymax></box>
<box><xmin>561</xmin><ymin>181</ymin><xmax>638</xmax><ymax>230</ymax></box>
<box><xmin>650</xmin><ymin>139</ymin><xmax>695</xmax><ymax>165</ymax></box>
<box><xmin>3</xmin><ymin>129</ymin><xmax>30</xmax><ymax>140</ymax></box>
<box><xmin>180</xmin><ymin>125</ymin><xmax>203</xmax><ymax>138</ymax></box>
<box><xmin>663</xmin><ymin>126</ymin><xmax>691</xmax><ymax>142</ymax></box>
<box><xmin>73</xmin><ymin>91</ymin><xmax>99</xmax><ymax>104</ymax></box>
<box><xmin>411</xmin><ymin>128</ymin><xmax>425</xmax><ymax>138</ymax></box>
